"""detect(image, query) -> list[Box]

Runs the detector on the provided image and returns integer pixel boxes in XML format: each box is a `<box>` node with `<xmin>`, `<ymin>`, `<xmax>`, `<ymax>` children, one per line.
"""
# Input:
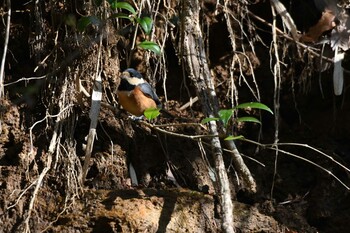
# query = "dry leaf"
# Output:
<box><xmin>300</xmin><ymin>8</ymin><xmax>336</xmax><ymax>42</ymax></box>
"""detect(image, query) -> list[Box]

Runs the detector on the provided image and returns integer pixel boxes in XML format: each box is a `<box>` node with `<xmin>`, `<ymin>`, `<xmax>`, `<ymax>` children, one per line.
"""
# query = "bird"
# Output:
<box><xmin>117</xmin><ymin>68</ymin><xmax>162</xmax><ymax>117</ymax></box>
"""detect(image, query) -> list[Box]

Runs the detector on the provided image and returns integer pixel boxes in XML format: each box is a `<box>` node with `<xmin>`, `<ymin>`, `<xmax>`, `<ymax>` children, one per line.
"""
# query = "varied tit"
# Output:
<box><xmin>117</xmin><ymin>68</ymin><xmax>162</xmax><ymax>117</ymax></box>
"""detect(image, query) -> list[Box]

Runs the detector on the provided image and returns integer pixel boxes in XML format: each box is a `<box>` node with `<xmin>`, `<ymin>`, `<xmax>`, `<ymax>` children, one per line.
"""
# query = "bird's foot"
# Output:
<box><xmin>128</xmin><ymin>115</ymin><xmax>144</xmax><ymax>121</ymax></box>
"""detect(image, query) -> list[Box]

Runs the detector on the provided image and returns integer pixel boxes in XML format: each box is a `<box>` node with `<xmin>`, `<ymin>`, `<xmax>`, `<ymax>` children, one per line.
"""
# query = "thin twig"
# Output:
<box><xmin>141</xmin><ymin>119</ymin><xmax>266</xmax><ymax>168</ymax></box>
<box><xmin>141</xmin><ymin>121</ymin><xmax>217</xmax><ymax>139</ymax></box>
<box><xmin>0</xmin><ymin>0</ymin><xmax>11</xmax><ymax>98</ymax></box>
<box><xmin>179</xmin><ymin>96</ymin><xmax>199</xmax><ymax>111</ymax></box>
<box><xmin>243</xmin><ymin>138</ymin><xmax>350</xmax><ymax>190</ymax></box>
<box><xmin>24</xmin><ymin>154</ymin><xmax>52</xmax><ymax>233</ymax></box>
<box><xmin>153</xmin><ymin>122</ymin><xmax>204</xmax><ymax>128</ymax></box>
<box><xmin>3</xmin><ymin>75</ymin><xmax>47</xmax><ymax>86</ymax></box>
<box><xmin>270</xmin><ymin>147</ymin><xmax>350</xmax><ymax>190</ymax></box>
<box><xmin>261</xmin><ymin>142</ymin><xmax>350</xmax><ymax>174</ymax></box>
<box><xmin>6</xmin><ymin>182</ymin><xmax>37</xmax><ymax>210</ymax></box>
<box><xmin>29</xmin><ymin>105</ymin><xmax>73</xmax><ymax>155</ymax></box>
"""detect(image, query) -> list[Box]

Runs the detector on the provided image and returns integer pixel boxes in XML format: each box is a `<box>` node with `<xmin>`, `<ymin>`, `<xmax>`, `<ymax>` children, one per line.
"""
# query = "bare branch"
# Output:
<box><xmin>3</xmin><ymin>75</ymin><xmax>47</xmax><ymax>86</ymax></box>
<box><xmin>180</xmin><ymin>0</ymin><xmax>236</xmax><ymax>231</ymax></box>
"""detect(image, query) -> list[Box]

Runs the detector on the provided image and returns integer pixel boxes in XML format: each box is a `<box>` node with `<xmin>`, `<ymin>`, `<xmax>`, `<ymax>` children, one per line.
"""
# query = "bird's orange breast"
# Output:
<box><xmin>117</xmin><ymin>86</ymin><xmax>157</xmax><ymax>116</ymax></box>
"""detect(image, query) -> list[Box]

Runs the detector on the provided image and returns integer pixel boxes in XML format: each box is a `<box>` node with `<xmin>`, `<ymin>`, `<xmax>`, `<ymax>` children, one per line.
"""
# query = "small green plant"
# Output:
<box><xmin>201</xmin><ymin>102</ymin><xmax>273</xmax><ymax>140</ymax></box>
<box><xmin>76</xmin><ymin>0</ymin><xmax>161</xmax><ymax>55</ymax></box>
<box><xmin>144</xmin><ymin>107</ymin><xmax>161</xmax><ymax>120</ymax></box>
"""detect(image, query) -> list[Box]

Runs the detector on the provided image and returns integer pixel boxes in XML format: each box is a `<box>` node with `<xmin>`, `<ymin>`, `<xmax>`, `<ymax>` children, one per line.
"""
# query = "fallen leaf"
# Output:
<box><xmin>300</xmin><ymin>8</ymin><xmax>336</xmax><ymax>43</ymax></box>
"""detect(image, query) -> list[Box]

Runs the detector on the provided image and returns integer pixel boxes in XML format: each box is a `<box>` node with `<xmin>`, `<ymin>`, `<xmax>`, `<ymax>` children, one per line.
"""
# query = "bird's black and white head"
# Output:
<box><xmin>124</xmin><ymin>68</ymin><xmax>143</xmax><ymax>79</ymax></box>
<box><xmin>118</xmin><ymin>68</ymin><xmax>145</xmax><ymax>91</ymax></box>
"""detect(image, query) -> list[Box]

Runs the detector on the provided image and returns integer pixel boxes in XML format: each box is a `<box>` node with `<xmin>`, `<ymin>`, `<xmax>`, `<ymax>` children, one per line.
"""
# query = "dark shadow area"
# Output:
<box><xmin>155</xmin><ymin>195</ymin><xmax>177</xmax><ymax>233</ymax></box>
<box><xmin>92</xmin><ymin>217</ymin><xmax>121</xmax><ymax>233</ymax></box>
<box><xmin>102</xmin><ymin>189</ymin><xmax>141</xmax><ymax>210</ymax></box>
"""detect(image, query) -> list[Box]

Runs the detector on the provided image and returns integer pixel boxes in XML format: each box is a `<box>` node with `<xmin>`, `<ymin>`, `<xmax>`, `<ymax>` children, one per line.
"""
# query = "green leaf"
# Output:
<box><xmin>236</xmin><ymin>116</ymin><xmax>261</xmax><ymax>124</ymax></box>
<box><xmin>110</xmin><ymin>1</ymin><xmax>136</xmax><ymax>15</ymax></box>
<box><xmin>201</xmin><ymin>117</ymin><xmax>219</xmax><ymax>124</ymax></box>
<box><xmin>218</xmin><ymin>109</ymin><xmax>234</xmax><ymax>127</ymax></box>
<box><xmin>144</xmin><ymin>108</ymin><xmax>161</xmax><ymax>120</ymax></box>
<box><xmin>137</xmin><ymin>16</ymin><xmax>153</xmax><ymax>35</ymax></box>
<box><xmin>138</xmin><ymin>41</ymin><xmax>161</xmax><ymax>54</ymax></box>
<box><xmin>77</xmin><ymin>16</ymin><xmax>101</xmax><ymax>31</ymax></box>
<box><xmin>224</xmin><ymin>135</ymin><xmax>245</xmax><ymax>141</ymax></box>
<box><xmin>234</xmin><ymin>102</ymin><xmax>273</xmax><ymax>114</ymax></box>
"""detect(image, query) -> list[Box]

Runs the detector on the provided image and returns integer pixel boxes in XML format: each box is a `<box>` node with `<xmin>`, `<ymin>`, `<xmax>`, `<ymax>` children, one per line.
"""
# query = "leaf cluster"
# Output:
<box><xmin>76</xmin><ymin>0</ymin><xmax>161</xmax><ymax>54</ymax></box>
<box><xmin>202</xmin><ymin>102</ymin><xmax>273</xmax><ymax>140</ymax></box>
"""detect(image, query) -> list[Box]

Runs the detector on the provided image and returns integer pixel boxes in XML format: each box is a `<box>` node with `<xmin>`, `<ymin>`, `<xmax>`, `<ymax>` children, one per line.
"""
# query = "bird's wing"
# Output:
<box><xmin>137</xmin><ymin>83</ymin><xmax>162</xmax><ymax>108</ymax></box>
